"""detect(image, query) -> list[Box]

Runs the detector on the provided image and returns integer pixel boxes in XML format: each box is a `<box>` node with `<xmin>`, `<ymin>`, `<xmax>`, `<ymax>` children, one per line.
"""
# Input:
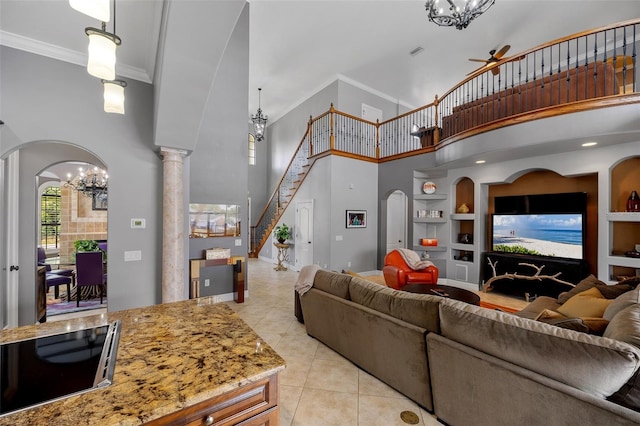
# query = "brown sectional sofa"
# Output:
<box><xmin>298</xmin><ymin>269</ymin><xmax>640</xmax><ymax>425</ymax></box>
<box><xmin>299</xmin><ymin>270</ymin><xmax>441</xmax><ymax>410</ymax></box>
<box><xmin>441</xmin><ymin>61</ymin><xmax>617</xmax><ymax>138</ymax></box>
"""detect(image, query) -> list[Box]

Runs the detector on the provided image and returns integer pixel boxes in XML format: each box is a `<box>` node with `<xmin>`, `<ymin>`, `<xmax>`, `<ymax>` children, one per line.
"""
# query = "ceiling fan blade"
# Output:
<box><xmin>469</xmin><ymin>58</ymin><xmax>490</xmax><ymax>63</ymax></box>
<box><xmin>494</xmin><ymin>45</ymin><xmax>511</xmax><ymax>59</ymax></box>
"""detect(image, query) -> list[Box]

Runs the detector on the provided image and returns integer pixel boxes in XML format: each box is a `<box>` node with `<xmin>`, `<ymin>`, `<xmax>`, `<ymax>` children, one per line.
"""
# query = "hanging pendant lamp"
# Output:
<box><xmin>251</xmin><ymin>88</ymin><xmax>268</xmax><ymax>142</ymax></box>
<box><xmin>85</xmin><ymin>0</ymin><xmax>121</xmax><ymax>80</ymax></box>
<box><xmin>69</xmin><ymin>0</ymin><xmax>110</xmax><ymax>22</ymax></box>
<box><xmin>86</xmin><ymin>24</ymin><xmax>121</xmax><ymax>80</ymax></box>
<box><xmin>102</xmin><ymin>79</ymin><xmax>127</xmax><ymax>114</ymax></box>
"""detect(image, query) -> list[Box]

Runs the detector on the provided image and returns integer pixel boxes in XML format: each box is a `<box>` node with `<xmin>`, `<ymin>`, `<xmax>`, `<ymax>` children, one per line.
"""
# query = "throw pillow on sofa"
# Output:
<box><xmin>604</xmin><ymin>304</ymin><xmax>640</xmax><ymax>411</ymax></box>
<box><xmin>557</xmin><ymin>287</ymin><xmax>613</xmax><ymax>318</ymax></box>
<box><xmin>604</xmin><ymin>287</ymin><xmax>640</xmax><ymax>322</ymax></box>
<box><xmin>535</xmin><ymin>307</ymin><xmax>609</xmax><ymax>334</ymax></box>
<box><xmin>558</xmin><ymin>274</ymin><xmax>633</xmax><ymax>304</ymax></box>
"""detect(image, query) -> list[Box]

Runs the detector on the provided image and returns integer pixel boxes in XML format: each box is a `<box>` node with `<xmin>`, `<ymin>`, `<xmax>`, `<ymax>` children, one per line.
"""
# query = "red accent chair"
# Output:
<box><xmin>382</xmin><ymin>249</ymin><xmax>439</xmax><ymax>290</ymax></box>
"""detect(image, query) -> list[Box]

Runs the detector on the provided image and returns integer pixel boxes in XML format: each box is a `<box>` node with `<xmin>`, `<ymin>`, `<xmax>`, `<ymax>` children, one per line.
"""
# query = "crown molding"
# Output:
<box><xmin>269</xmin><ymin>73</ymin><xmax>417</xmax><ymax>126</ymax></box>
<box><xmin>0</xmin><ymin>30</ymin><xmax>152</xmax><ymax>83</ymax></box>
<box><xmin>336</xmin><ymin>74</ymin><xmax>416</xmax><ymax>111</ymax></box>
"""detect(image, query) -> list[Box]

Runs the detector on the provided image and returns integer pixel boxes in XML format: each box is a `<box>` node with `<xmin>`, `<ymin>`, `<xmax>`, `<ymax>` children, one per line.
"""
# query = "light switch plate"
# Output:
<box><xmin>131</xmin><ymin>218</ymin><xmax>146</xmax><ymax>229</ymax></box>
<box><xmin>124</xmin><ymin>250</ymin><xmax>142</xmax><ymax>262</ymax></box>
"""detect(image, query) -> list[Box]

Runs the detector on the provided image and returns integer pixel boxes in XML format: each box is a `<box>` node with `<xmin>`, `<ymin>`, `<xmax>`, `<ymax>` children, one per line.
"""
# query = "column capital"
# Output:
<box><xmin>160</xmin><ymin>147</ymin><xmax>189</xmax><ymax>159</ymax></box>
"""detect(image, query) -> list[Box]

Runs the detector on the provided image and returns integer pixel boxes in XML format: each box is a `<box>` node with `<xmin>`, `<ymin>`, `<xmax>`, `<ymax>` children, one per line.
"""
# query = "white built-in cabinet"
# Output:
<box><xmin>412</xmin><ymin>172</ymin><xmax>448</xmax><ymax>277</ymax></box>
<box><xmin>606</xmin><ymin>157</ymin><xmax>640</xmax><ymax>282</ymax></box>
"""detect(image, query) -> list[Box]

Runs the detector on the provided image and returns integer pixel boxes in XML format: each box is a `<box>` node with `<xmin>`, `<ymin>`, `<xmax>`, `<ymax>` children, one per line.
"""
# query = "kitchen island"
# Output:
<box><xmin>0</xmin><ymin>298</ymin><xmax>286</xmax><ymax>425</ymax></box>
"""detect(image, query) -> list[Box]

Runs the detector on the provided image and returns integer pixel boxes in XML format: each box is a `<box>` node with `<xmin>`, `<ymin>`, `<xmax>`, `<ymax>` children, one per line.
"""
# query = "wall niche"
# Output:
<box><xmin>487</xmin><ymin>170</ymin><xmax>598</xmax><ymax>275</ymax></box>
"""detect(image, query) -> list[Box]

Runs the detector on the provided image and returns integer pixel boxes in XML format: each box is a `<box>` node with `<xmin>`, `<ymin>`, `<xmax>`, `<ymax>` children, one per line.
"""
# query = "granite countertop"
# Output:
<box><xmin>1</xmin><ymin>298</ymin><xmax>286</xmax><ymax>425</ymax></box>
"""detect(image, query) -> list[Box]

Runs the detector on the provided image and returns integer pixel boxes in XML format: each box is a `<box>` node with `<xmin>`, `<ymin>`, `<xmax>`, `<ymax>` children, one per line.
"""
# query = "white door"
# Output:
<box><xmin>295</xmin><ymin>200</ymin><xmax>313</xmax><ymax>271</ymax></box>
<box><xmin>3</xmin><ymin>152</ymin><xmax>20</xmax><ymax>327</ymax></box>
<box><xmin>386</xmin><ymin>190</ymin><xmax>407</xmax><ymax>253</ymax></box>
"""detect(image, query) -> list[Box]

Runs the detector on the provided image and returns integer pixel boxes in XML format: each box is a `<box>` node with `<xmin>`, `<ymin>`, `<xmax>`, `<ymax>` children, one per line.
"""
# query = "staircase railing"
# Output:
<box><xmin>250</xmin><ymin>19</ymin><xmax>639</xmax><ymax>257</ymax></box>
<box><xmin>251</xmin><ymin>124</ymin><xmax>313</xmax><ymax>256</ymax></box>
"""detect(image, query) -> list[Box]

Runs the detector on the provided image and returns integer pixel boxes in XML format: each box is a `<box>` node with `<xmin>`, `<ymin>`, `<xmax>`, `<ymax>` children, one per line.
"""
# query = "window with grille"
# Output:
<box><xmin>248</xmin><ymin>133</ymin><xmax>256</xmax><ymax>165</ymax></box>
<box><xmin>41</xmin><ymin>186</ymin><xmax>61</xmax><ymax>248</ymax></box>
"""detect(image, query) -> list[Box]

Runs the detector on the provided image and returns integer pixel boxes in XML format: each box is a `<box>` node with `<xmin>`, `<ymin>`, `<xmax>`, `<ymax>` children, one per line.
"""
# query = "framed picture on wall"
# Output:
<box><xmin>346</xmin><ymin>210</ymin><xmax>366</xmax><ymax>228</ymax></box>
<box><xmin>92</xmin><ymin>192</ymin><xmax>108</xmax><ymax>210</ymax></box>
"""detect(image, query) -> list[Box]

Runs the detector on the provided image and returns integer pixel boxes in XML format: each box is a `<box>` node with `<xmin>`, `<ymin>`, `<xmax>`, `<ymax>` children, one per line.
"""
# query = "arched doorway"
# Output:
<box><xmin>1</xmin><ymin>141</ymin><xmax>108</xmax><ymax>326</ymax></box>
<box><xmin>39</xmin><ymin>162</ymin><xmax>108</xmax><ymax>319</ymax></box>
<box><xmin>386</xmin><ymin>190</ymin><xmax>407</xmax><ymax>253</ymax></box>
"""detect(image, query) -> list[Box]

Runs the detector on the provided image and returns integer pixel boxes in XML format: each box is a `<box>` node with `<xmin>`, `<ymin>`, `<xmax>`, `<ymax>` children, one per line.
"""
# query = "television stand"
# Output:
<box><xmin>480</xmin><ymin>252</ymin><xmax>589</xmax><ymax>299</ymax></box>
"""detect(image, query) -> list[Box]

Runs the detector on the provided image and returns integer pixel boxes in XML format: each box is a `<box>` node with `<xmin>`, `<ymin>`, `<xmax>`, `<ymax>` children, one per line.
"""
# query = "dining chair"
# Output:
<box><xmin>75</xmin><ymin>251</ymin><xmax>106</xmax><ymax>307</ymax></box>
<box><xmin>38</xmin><ymin>247</ymin><xmax>74</xmax><ymax>301</ymax></box>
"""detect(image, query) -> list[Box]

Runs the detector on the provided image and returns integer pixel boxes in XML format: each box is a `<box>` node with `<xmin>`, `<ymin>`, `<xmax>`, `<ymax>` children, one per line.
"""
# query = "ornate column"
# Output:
<box><xmin>160</xmin><ymin>147</ymin><xmax>188</xmax><ymax>303</ymax></box>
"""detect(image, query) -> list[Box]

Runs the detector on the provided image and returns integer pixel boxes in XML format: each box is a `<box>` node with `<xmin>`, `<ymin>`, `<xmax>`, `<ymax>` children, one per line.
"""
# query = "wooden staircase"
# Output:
<box><xmin>250</xmin><ymin>128</ymin><xmax>315</xmax><ymax>257</ymax></box>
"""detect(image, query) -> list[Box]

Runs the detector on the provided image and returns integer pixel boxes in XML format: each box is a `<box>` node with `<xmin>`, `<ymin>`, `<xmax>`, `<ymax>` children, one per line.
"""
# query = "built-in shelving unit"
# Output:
<box><xmin>607</xmin><ymin>156</ymin><xmax>640</xmax><ymax>281</ymax></box>
<box><xmin>447</xmin><ymin>177</ymin><xmax>476</xmax><ymax>283</ymax></box>
<box><xmin>412</xmin><ymin>172</ymin><xmax>448</xmax><ymax>277</ymax></box>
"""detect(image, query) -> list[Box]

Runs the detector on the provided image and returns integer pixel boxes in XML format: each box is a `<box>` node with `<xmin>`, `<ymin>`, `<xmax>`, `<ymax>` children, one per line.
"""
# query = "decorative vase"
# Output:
<box><xmin>627</xmin><ymin>190</ymin><xmax>640</xmax><ymax>212</ymax></box>
<box><xmin>277</xmin><ymin>238</ymin><xmax>286</xmax><ymax>244</ymax></box>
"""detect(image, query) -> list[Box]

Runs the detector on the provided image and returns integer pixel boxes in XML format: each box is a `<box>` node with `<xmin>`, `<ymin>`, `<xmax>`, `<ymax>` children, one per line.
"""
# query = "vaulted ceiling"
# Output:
<box><xmin>1</xmin><ymin>1</ymin><xmax>638</xmax><ymax>139</ymax></box>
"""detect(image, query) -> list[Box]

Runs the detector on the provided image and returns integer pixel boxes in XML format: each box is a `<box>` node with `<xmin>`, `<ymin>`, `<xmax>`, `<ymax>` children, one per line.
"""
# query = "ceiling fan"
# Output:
<box><xmin>467</xmin><ymin>45</ymin><xmax>511</xmax><ymax>76</ymax></box>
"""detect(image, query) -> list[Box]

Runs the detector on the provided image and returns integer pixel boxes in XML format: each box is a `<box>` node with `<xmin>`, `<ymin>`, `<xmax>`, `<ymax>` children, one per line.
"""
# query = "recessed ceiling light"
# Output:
<box><xmin>409</xmin><ymin>46</ymin><xmax>424</xmax><ymax>56</ymax></box>
<box><xmin>475</xmin><ymin>160</ymin><xmax>486</xmax><ymax>164</ymax></box>
<box><xmin>582</xmin><ymin>142</ymin><xmax>598</xmax><ymax>147</ymax></box>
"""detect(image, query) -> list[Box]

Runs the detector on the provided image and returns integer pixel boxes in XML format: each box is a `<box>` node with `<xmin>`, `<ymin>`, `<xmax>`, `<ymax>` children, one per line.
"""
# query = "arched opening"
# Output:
<box><xmin>386</xmin><ymin>190</ymin><xmax>408</xmax><ymax>254</ymax></box>
<box><xmin>39</xmin><ymin>161</ymin><xmax>108</xmax><ymax>320</ymax></box>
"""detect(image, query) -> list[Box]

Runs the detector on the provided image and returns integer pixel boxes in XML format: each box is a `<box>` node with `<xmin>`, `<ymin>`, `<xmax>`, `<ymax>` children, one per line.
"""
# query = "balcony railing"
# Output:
<box><xmin>250</xmin><ymin>19</ymin><xmax>639</xmax><ymax>256</ymax></box>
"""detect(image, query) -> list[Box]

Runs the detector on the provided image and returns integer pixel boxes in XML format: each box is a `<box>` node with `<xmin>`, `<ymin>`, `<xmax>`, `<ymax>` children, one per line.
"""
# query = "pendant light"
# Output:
<box><xmin>85</xmin><ymin>0</ymin><xmax>121</xmax><ymax>80</ymax></box>
<box><xmin>102</xmin><ymin>79</ymin><xmax>127</xmax><ymax>114</ymax></box>
<box><xmin>69</xmin><ymin>0</ymin><xmax>110</xmax><ymax>22</ymax></box>
<box><xmin>251</xmin><ymin>88</ymin><xmax>268</xmax><ymax>142</ymax></box>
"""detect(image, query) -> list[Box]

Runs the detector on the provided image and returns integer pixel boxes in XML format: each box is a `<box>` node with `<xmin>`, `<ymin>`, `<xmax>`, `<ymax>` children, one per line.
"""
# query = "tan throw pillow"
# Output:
<box><xmin>558</xmin><ymin>274</ymin><xmax>632</xmax><ymax>304</ymax></box>
<box><xmin>604</xmin><ymin>287</ymin><xmax>640</xmax><ymax>322</ymax></box>
<box><xmin>533</xmin><ymin>309</ymin><xmax>609</xmax><ymax>334</ymax></box>
<box><xmin>534</xmin><ymin>309</ymin><xmax>566</xmax><ymax>321</ymax></box>
<box><xmin>558</xmin><ymin>274</ymin><xmax>604</xmax><ymax>304</ymax></box>
<box><xmin>579</xmin><ymin>317</ymin><xmax>610</xmax><ymax>335</ymax></box>
<box><xmin>557</xmin><ymin>287</ymin><xmax>613</xmax><ymax>318</ymax></box>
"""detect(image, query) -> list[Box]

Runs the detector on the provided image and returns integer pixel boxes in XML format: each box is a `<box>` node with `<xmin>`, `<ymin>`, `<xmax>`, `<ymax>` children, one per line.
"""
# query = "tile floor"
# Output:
<box><xmin>226</xmin><ymin>259</ymin><xmax>443</xmax><ymax>426</ymax></box>
<box><xmin>50</xmin><ymin>258</ymin><xmax>526</xmax><ymax>425</ymax></box>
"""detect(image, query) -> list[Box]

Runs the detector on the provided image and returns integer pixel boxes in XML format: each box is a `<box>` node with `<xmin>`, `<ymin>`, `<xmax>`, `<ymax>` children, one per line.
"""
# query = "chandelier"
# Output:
<box><xmin>251</xmin><ymin>88</ymin><xmax>268</xmax><ymax>142</ymax></box>
<box><xmin>425</xmin><ymin>0</ymin><xmax>495</xmax><ymax>30</ymax></box>
<box><xmin>65</xmin><ymin>166</ymin><xmax>108</xmax><ymax>198</ymax></box>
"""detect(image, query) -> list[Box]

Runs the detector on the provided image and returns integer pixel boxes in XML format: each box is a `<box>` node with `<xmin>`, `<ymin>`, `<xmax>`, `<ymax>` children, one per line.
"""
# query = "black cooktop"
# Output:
<box><xmin>0</xmin><ymin>320</ymin><xmax>121</xmax><ymax>417</ymax></box>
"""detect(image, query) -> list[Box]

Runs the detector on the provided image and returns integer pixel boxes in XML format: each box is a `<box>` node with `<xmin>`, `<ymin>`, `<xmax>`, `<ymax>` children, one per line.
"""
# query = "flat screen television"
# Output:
<box><xmin>491</xmin><ymin>213</ymin><xmax>585</xmax><ymax>260</ymax></box>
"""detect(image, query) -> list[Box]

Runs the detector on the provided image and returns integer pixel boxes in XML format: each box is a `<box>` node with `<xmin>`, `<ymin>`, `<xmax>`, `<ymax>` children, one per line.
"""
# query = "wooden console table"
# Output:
<box><xmin>274</xmin><ymin>243</ymin><xmax>290</xmax><ymax>271</ymax></box>
<box><xmin>189</xmin><ymin>256</ymin><xmax>245</xmax><ymax>302</ymax></box>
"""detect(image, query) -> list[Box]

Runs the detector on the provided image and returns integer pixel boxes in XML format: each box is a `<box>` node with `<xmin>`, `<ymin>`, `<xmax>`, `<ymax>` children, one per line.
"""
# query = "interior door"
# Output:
<box><xmin>386</xmin><ymin>190</ymin><xmax>407</xmax><ymax>253</ymax></box>
<box><xmin>3</xmin><ymin>151</ymin><xmax>20</xmax><ymax>327</ymax></box>
<box><xmin>295</xmin><ymin>200</ymin><xmax>313</xmax><ymax>271</ymax></box>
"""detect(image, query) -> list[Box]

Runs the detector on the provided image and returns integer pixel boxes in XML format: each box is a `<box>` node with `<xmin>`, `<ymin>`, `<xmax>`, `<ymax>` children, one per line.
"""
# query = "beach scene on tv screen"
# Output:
<box><xmin>492</xmin><ymin>214</ymin><xmax>583</xmax><ymax>259</ymax></box>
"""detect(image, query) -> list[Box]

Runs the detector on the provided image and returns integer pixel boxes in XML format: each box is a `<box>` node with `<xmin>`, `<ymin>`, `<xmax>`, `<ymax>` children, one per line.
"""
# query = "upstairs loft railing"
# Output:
<box><xmin>250</xmin><ymin>19</ymin><xmax>639</xmax><ymax>256</ymax></box>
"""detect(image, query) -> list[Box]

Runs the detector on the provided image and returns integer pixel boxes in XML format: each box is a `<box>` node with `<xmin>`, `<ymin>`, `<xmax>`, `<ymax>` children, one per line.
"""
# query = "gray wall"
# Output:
<box><xmin>267</xmin><ymin>155</ymin><xmax>378</xmax><ymax>273</ymax></box>
<box><xmin>1</xmin><ymin>46</ymin><xmax>160</xmax><ymax>325</ymax></box>
<box><xmin>188</xmin><ymin>4</ymin><xmax>250</xmax><ymax>288</ymax></box>
<box><xmin>266</xmin><ymin>82</ymin><xmax>339</xmax><ymax>194</ymax></box>
<box><xmin>377</xmin><ymin>153</ymin><xmax>439</xmax><ymax>269</ymax></box>
<box><xmin>336</xmin><ymin>80</ymin><xmax>407</xmax><ymax>120</ymax></box>
<box><xmin>255</xmin><ymin>78</ymin><xmax>403</xmax><ymax>266</ymax></box>
<box><xmin>329</xmin><ymin>156</ymin><xmax>378</xmax><ymax>272</ymax></box>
